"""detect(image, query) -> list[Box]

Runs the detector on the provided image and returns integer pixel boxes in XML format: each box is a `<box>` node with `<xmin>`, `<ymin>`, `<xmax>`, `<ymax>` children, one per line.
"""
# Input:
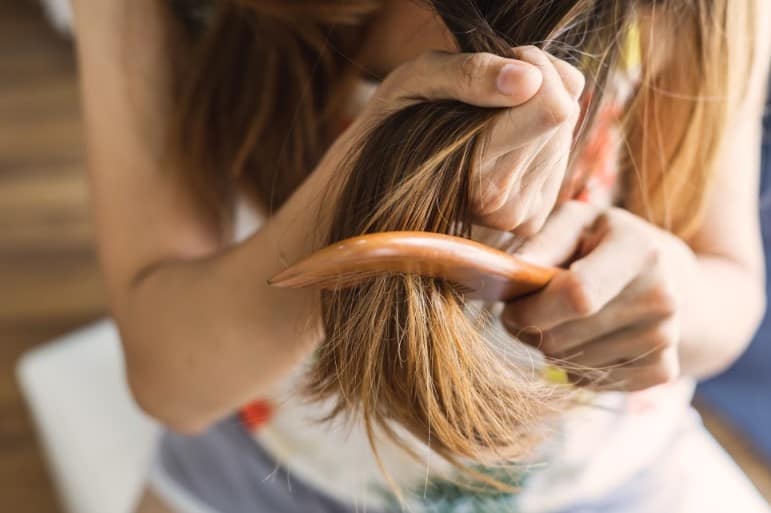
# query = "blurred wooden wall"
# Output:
<box><xmin>0</xmin><ymin>1</ymin><xmax>104</xmax><ymax>510</ymax></box>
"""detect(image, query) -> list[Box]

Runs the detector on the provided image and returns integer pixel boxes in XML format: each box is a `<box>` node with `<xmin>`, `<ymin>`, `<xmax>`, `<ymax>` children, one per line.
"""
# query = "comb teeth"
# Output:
<box><xmin>271</xmin><ymin>269</ymin><xmax>476</xmax><ymax>292</ymax></box>
<box><xmin>269</xmin><ymin>269</ymin><xmax>390</xmax><ymax>289</ymax></box>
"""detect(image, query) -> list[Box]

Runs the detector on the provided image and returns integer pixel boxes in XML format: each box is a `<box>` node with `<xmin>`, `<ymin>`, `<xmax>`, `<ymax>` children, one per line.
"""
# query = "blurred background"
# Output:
<box><xmin>2</xmin><ymin>1</ymin><xmax>105</xmax><ymax>510</ymax></box>
<box><xmin>0</xmin><ymin>1</ymin><xmax>769</xmax><ymax>511</ymax></box>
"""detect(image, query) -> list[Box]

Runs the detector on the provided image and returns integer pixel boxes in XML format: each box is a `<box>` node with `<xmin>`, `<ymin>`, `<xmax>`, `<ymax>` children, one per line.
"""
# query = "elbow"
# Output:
<box><xmin>124</xmin><ymin>351</ymin><xmax>215</xmax><ymax>436</ymax></box>
<box><xmin>732</xmin><ymin>279</ymin><xmax>768</xmax><ymax>362</ymax></box>
<box><xmin>743</xmin><ymin>280</ymin><xmax>767</xmax><ymax>351</ymax></box>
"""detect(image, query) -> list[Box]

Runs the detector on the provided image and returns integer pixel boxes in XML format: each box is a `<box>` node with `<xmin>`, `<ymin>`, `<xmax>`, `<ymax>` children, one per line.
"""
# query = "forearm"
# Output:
<box><xmin>70</xmin><ymin>0</ymin><xmax>349</xmax><ymax>432</ymax></box>
<box><xmin>119</xmin><ymin>164</ymin><xmax>337</xmax><ymax>433</ymax></box>
<box><xmin>677</xmin><ymin>252</ymin><xmax>766</xmax><ymax>379</ymax></box>
<box><xmin>677</xmin><ymin>1</ymin><xmax>771</xmax><ymax>380</ymax></box>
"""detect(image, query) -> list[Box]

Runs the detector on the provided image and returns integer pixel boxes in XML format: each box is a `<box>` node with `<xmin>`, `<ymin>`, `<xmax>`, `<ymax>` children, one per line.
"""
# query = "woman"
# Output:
<box><xmin>69</xmin><ymin>0</ymin><xmax>770</xmax><ymax>511</ymax></box>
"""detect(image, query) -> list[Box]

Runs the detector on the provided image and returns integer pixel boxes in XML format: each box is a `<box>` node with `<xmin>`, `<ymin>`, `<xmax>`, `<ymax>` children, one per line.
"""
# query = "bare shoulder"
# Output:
<box><xmin>70</xmin><ymin>0</ymin><xmax>164</xmax><ymax>24</ymax></box>
<box><xmin>755</xmin><ymin>0</ymin><xmax>771</xmax><ymax>50</ymax></box>
<box><xmin>726</xmin><ymin>0</ymin><xmax>771</xmax><ymax>124</ymax></box>
<box><xmin>69</xmin><ymin>0</ymin><xmax>173</xmax><ymax>62</ymax></box>
<box><xmin>72</xmin><ymin>0</ymin><xmax>222</xmax><ymax>294</ymax></box>
<box><xmin>70</xmin><ymin>0</ymin><xmax>184</xmax><ymax>85</ymax></box>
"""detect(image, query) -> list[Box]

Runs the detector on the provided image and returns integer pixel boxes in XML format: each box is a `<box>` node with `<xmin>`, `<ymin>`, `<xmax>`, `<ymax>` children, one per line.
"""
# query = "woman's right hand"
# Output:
<box><xmin>325</xmin><ymin>45</ymin><xmax>585</xmax><ymax>237</ymax></box>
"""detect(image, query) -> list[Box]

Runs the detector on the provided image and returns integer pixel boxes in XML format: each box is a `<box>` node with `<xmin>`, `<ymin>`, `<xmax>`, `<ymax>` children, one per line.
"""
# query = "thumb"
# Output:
<box><xmin>515</xmin><ymin>201</ymin><xmax>602</xmax><ymax>267</ymax></box>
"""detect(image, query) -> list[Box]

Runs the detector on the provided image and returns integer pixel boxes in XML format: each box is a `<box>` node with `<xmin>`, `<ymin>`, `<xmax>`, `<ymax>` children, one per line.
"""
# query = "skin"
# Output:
<box><xmin>67</xmin><ymin>1</ymin><xmax>771</xmax><ymax>512</ymax></box>
<box><xmin>502</xmin><ymin>14</ymin><xmax>771</xmax><ymax>386</ymax></box>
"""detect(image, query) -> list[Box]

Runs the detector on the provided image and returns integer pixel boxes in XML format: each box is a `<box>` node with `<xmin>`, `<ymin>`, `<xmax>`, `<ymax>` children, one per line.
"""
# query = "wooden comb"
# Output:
<box><xmin>268</xmin><ymin>231</ymin><xmax>558</xmax><ymax>301</ymax></box>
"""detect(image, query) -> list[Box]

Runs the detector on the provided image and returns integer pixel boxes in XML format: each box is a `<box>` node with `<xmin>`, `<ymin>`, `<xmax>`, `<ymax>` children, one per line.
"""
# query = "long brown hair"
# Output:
<box><xmin>170</xmin><ymin>0</ymin><xmax>380</xmax><ymax>235</ymax></box>
<box><xmin>312</xmin><ymin>0</ymin><xmax>630</xmax><ymax>477</ymax></box>
<box><xmin>168</xmin><ymin>0</ymin><xmax>756</xmax><ymax>487</ymax></box>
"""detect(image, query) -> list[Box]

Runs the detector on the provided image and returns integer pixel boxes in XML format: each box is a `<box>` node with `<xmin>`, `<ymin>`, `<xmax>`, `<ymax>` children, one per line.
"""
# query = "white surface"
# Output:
<box><xmin>16</xmin><ymin>319</ymin><xmax>159</xmax><ymax>513</ymax></box>
<box><xmin>671</xmin><ymin>420</ymin><xmax>771</xmax><ymax>513</ymax></box>
<box><xmin>39</xmin><ymin>0</ymin><xmax>73</xmax><ymax>33</ymax></box>
<box><xmin>15</xmin><ymin>320</ymin><xmax>769</xmax><ymax>513</ymax></box>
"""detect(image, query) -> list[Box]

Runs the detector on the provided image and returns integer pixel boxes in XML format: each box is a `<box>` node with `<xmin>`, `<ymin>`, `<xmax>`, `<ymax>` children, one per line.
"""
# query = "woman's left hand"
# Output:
<box><xmin>502</xmin><ymin>201</ymin><xmax>698</xmax><ymax>392</ymax></box>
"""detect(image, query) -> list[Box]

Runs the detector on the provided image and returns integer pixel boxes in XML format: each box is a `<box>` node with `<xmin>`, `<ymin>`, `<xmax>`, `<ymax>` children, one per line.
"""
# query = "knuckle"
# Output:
<box><xmin>648</xmin><ymin>284</ymin><xmax>678</xmax><ymax>317</ymax></box>
<box><xmin>560</xmin><ymin>200</ymin><xmax>591</xmax><ymax>216</ymax></box>
<box><xmin>539</xmin><ymin>336</ymin><xmax>559</xmax><ymax>355</ymax></box>
<box><xmin>647</xmin><ymin>324</ymin><xmax>674</xmax><ymax>350</ymax></box>
<box><xmin>606</xmin><ymin>206</ymin><xmax>641</xmax><ymax>227</ymax></box>
<box><xmin>458</xmin><ymin>52</ymin><xmax>494</xmax><ymax>93</ymax></box>
<box><xmin>593</xmin><ymin>211</ymin><xmax>613</xmax><ymax>231</ymax></box>
<box><xmin>569</xmin><ymin>66</ymin><xmax>587</xmax><ymax>96</ymax></box>
<box><xmin>648</xmin><ymin>358</ymin><xmax>679</xmax><ymax>386</ymax></box>
<box><xmin>515</xmin><ymin>45</ymin><xmax>548</xmax><ymax>65</ymax></box>
<box><xmin>475</xmin><ymin>187</ymin><xmax>529</xmax><ymax>232</ymax></box>
<box><xmin>502</xmin><ymin>304</ymin><xmax>525</xmax><ymax>330</ymax></box>
<box><xmin>412</xmin><ymin>50</ymin><xmax>441</xmax><ymax>77</ymax></box>
<box><xmin>536</xmin><ymin>331</ymin><xmax>559</xmax><ymax>356</ymax></box>
<box><xmin>513</xmin><ymin>216</ymin><xmax>541</xmax><ymax>238</ymax></box>
<box><xmin>644</xmin><ymin>369</ymin><xmax>668</xmax><ymax>388</ymax></box>
<box><xmin>415</xmin><ymin>49</ymin><xmax>439</xmax><ymax>66</ymax></box>
<box><xmin>484</xmin><ymin>212</ymin><xmax>526</xmax><ymax>234</ymax></box>
<box><xmin>377</xmin><ymin>71</ymin><xmax>404</xmax><ymax>100</ymax></box>
<box><xmin>561</xmin><ymin>61</ymin><xmax>586</xmax><ymax>97</ymax></box>
<box><xmin>603</xmin><ymin>207</ymin><xmax>628</xmax><ymax>227</ymax></box>
<box><xmin>476</xmin><ymin>176</ymin><xmax>509</xmax><ymax>213</ymax></box>
<box><xmin>502</xmin><ymin>206</ymin><xmax>528</xmax><ymax>232</ymax></box>
<box><xmin>379</xmin><ymin>50</ymin><xmax>439</xmax><ymax>100</ymax></box>
<box><xmin>538</xmin><ymin>94</ymin><xmax>579</xmax><ymax>128</ymax></box>
<box><xmin>561</xmin><ymin>273</ymin><xmax>597</xmax><ymax>317</ymax></box>
<box><xmin>644</xmin><ymin>243</ymin><xmax>661</xmax><ymax>267</ymax></box>
<box><xmin>570</xmin><ymin>99</ymin><xmax>582</xmax><ymax>121</ymax></box>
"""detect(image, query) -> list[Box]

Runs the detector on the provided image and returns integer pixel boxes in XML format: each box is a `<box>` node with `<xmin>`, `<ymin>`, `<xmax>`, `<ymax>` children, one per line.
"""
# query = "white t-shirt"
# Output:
<box><xmin>231</xmin><ymin>195</ymin><xmax>695</xmax><ymax>512</ymax></box>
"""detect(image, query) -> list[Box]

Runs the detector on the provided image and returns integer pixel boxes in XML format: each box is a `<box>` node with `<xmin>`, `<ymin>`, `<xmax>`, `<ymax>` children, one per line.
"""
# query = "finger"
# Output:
<box><xmin>531</xmin><ymin>273</ymin><xmax>677</xmax><ymax>354</ymax></box>
<box><xmin>470</xmin><ymin>135</ymin><xmax>548</xmax><ymax>225</ymax></box>
<box><xmin>506</xmin><ymin>119</ymin><xmax>576</xmax><ymax>237</ymax></box>
<box><xmin>503</xmin><ymin>271</ymin><xmax>590</xmax><ymax>332</ymax></box>
<box><xmin>513</xmin><ymin>46</ymin><xmax>582</xmax><ymax>129</ymax></box>
<box><xmin>482</xmin><ymin>115</ymin><xmax>572</xmax><ymax>212</ymax></box>
<box><xmin>504</xmin><ymin>221</ymin><xmax>648</xmax><ymax>332</ymax></box>
<box><xmin>588</xmin><ymin>346</ymin><xmax>680</xmax><ymax>392</ymax></box>
<box><xmin>544</xmin><ymin>53</ymin><xmax>586</xmax><ymax>100</ymax></box>
<box><xmin>504</xmin><ymin>214</ymin><xmax>658</xmax><ymax>332</ymax></box>
<box><xmin>486</xmin><ymin>47</ymin><xmax>580</xmax><ymax>157</ymax></box>
<box><xmin>505</xmin><ymin>134</ymin><xmax>571</xmax><ymax>237</ymax></box>
<box><xmin>514</xmin><ymin>200</ymin><xmax>602</xmax><ymax>266</ymax></box>
<box><xmin>513</xmin><ymin>157</ymin><xmax>565</xmax><ymax>237</ymax></box>
<box><xmin>565</xmin><ymin>212</ymin><xmax>658</xmax><ymax>313</ymax></box>
<box><xmin>382</xmin><ymin>50</ymin><xmax>543</xmax><ymax>108</ymax></box>
<box><xmin>550</xmin><ymin>318</ymin><xmax>678</xmax><ymax>369</ymax></box>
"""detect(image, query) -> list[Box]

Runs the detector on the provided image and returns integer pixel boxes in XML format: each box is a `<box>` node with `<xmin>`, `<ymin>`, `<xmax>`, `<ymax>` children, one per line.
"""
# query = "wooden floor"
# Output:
<box><xmin>1</xmin><ymin>1</ymin><xmax>105</xmax><ymax>511</ymax></box>
<box><xmin>0</xmin><ymin>1</ymin><xmax>768</xmax><ymax>512</ymax></box>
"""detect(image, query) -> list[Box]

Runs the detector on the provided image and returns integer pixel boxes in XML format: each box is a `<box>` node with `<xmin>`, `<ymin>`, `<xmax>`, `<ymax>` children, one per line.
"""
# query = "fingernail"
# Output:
<box><xmin>496</xmin><ymin>62</ymin><xmax>532</xmax><ymax>95</ymax></box>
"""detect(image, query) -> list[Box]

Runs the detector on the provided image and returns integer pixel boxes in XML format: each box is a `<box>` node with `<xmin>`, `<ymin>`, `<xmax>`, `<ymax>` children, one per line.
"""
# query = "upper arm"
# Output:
<box><xmin>71</xmin><ymin>0</ymin><xmax>223</xmax><ymax>307</ymax></box>
<box><xmin>686</xmin><ymin>2</ymin><xmax>771</xmax><ymax>276</ymax></box>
